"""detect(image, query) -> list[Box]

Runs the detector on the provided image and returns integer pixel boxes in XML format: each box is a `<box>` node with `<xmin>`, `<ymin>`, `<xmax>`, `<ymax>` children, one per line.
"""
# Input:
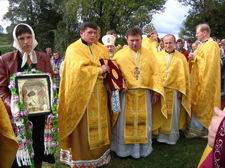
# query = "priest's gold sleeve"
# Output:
<box><xmin>0</xmin><ymin>98</ymin><xmax>18</xmax><ymax>168</ymax></box>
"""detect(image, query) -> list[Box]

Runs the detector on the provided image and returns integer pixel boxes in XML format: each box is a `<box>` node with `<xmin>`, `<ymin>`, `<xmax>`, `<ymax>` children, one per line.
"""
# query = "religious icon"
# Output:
<box><xmin>16</xmin><ymin>74</ymin><xmax>52</xmax><ymax>115</ymax></box>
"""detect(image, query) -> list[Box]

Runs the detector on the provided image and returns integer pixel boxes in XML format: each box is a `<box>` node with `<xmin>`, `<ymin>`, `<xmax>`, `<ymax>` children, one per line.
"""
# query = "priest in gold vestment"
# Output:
<box><xmin>102</xmin><ymin>34</ymin><xmax>116</xmax><ymax>58</ymax></box>
<box><xmin>156</xmin><ymin>34</ymin><xmax>191</xmax><ymax>145</ymax></box>
<box><xmin>58</xmin><ymin>22</ymin><xmax>111</xmax><ymax>167</ymax></box>
<box><xmin>141</xmin><ymin>24</ymin><xmax>165</xmax><ymax>135</ymax></box>
<box><xmin>0</xmin><ymin>98</ymin><xmax>18</xmax><ymax>168</ymax></box>
<box><xmin>111</xmin><ymin>27</ymin><xmax>166</xmax><ymax>158</ymax></box>
<box><xmin>187</xmin><ymin>24</ymin><xmax>221</xmax><ymax>137</ymax></box>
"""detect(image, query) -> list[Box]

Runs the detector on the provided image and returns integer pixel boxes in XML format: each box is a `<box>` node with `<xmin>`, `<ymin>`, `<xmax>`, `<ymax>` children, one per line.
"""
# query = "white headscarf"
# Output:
<box><xmin>13</xmin><ymin>23</ymin><xmax>38</xmax><ymax>68</ymax></box>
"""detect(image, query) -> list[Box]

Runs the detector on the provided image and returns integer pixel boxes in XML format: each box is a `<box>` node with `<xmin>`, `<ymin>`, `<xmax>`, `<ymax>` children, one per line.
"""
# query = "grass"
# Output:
<box><xmin>0</xmin><ymin>33</ymin><xmax>11</xmax><ymax>46</ymax></box>
<box><xmin>0</xmin><ymin>45</ymin><xmax>13</xmax><ymax>54</ymax></box>
<box><xmin>0</xmin><ymin>33</ymin><xmax>12</xmax><ymax>55</ymax></box>
<box><xmin>43</xmin><ymin>135</ymin><xmax>207</xmax><ymax>168</ymax></box>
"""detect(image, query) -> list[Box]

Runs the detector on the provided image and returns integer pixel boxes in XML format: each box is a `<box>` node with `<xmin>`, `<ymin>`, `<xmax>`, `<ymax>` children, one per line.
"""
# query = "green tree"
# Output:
<box><xmin>4</xmin><ymin>0</ymin><xmax>167</xmax><ymax>53</ymax></box>
<box><xmin>55</xmin><ymin>0</ymin><xmax>167</xmax><ymax>53</ymax></box>
<box><xmin>178</xmin><ymin>0</ymin><xmax>225</xmax><ymax>40</ymax></box>
<box><xmin>64</xmin><ymin>0</ymin><xmax>166</xmax><ymax>34</ymax></box>
<box><xmin>4</xmin><ymin>0</ymin><xmax>62</xmax><ymax>50</ymax></box>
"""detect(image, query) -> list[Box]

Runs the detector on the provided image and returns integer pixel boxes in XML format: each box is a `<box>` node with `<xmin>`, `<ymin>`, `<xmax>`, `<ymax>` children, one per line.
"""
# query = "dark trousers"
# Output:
<box><xmin>11</xmin><ymin>115</ymin><xmax>45</xmax><ymax>168</ymax></box>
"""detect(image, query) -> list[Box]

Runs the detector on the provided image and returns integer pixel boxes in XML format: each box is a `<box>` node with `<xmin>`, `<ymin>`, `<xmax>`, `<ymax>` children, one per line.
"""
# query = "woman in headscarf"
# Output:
<box><xmin>0</xmin><ymin>23</ymin><xmax>53</xmax><ymax>168</ymax></box>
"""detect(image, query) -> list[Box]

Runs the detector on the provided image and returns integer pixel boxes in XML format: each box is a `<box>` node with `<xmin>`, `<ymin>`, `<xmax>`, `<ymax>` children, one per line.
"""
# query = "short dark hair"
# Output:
<box><xmin>187</xmin><ymin>39</ymin><xmax>192</xmax><ymax>43</ymax></box>
<box><xmin>125</xmin><ymin>27</ymin><xmax>142</xmax><ymax>38</ymax></box>
<box><xmin>176</xmin><ymin>39</ymin><xmax>184</xmax><ymax>43</ymax></box>
<box><xmin>15</xmin><ymin>24</ymin><xmax>32</xmax><ymax>37</ymax></box>
<box><xmin>80</xmin><ymin>22</ymin><xmax>98</xmax><ymax>32</ymax></box>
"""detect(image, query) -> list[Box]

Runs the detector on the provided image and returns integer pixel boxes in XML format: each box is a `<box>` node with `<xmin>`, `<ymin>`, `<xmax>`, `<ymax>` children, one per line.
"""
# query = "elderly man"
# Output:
<box><xmin>156</xmin><ymin>34</ymin><xmax>191</xmax><ymax>145</ymax></box>
<box><xmin>102</xmin><ymin>34</ymin><xmax>116</xmax><ymax>58</ymax></box>
<box><xmin>111</xmin><ymin>27</ymin><xmax>165</xmax><ymax>158</ymax></box>
<box><xmin>58</xmin><ymin>22</ymin><xmax>111</xmax><ymax>167</ymax></box>
<box><xmin>187</xmin><ymin>23</ymin><xmax>221</xmax><ymax>138</ymax></box>
<box><xmin>0</xmin><ymin>23</ymin><xmax>53</xmax><ymax>168</ymax></box>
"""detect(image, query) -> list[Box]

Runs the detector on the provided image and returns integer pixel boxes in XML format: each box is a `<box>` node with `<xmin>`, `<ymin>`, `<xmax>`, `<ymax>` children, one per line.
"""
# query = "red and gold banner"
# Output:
<box><xmin>100</xmin><ymin>59</ymin><xmax>125</xmax><ymax>91</ymax></box>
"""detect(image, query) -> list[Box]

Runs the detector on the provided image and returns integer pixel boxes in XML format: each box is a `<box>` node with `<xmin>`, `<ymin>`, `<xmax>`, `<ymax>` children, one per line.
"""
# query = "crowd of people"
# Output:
<box><xmin>0</xmin><ymin>22</ymin><xmax>224</xmax><ymax>168</ymax></box>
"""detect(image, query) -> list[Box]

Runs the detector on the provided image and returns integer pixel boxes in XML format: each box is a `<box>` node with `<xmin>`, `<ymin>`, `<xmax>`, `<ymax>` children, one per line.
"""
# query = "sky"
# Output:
<box><xmin>0</xmin><ymin>0</ymin><xmax>10</xmax><ymax>33</ymax></box>
<box><xmin>152</xmin><ymin>0</ymin><xmax>190</xmax><ymax>38</ymax></box>
<box><xmin>0</xmin><ymin>0</ymin><xmax>189</xmax><ymax>36</ymax></box>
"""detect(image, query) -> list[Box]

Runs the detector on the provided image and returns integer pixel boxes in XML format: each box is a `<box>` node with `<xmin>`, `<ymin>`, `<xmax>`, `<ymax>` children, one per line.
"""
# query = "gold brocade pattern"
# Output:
<box><xmin>157</xmin><ymin>50</ymin><xmax>191</xmax><ymax>116</ymax></box>
<box><xmin>155</xmin><ymin>51</ymin><xmax>191</xmax><ymax>134</ymax></box>
<box><xmin>142</xmin><ymin>39</ymin><xmax>166</xmax><ymax>134</ymax></box>
<box><xmin>124</xmin><ymin>89</ymin><xmax>148</xmax><ymax>144</ymax></box>
<box><xmin>96</xmin><ymin>42</ymin><xmax>110</xmax><ymax>59</ymax></box>
<box><xmin>113</xmin><ymin>47</ymin><xmax>167</xmax><ymax>136</ymax></box>
<box><xmin>191</xmin><ymin>38</ymin><xmax>221</xmax><ymax>127</ymax></box>
<box><xmin>0</xmin><ymin>98</ymin><xmax>18</xmax><ymax>168</ymax></box>
<box><xmin>164</xmin><ymin>88</ymin><xmax>174</xmax><ymax>115</ymax></box>
<box><xmin>159</xmin><ymin>88</ymin><xmax>175</xmax><ymax>134</ymax></box>
<box><xmin>58</xmin><ymin>39</ymin><xmax>109</xmax><ymax>149</ymax></box>
<box><xmin>87</xmin><ymin>79</ymin><xmax>110</xmax><ymax>150</ymax></box>
<box><xmin>113</xmin><ymin>47</ymin><xmax>166</xmax><ymax>114</ymax></box>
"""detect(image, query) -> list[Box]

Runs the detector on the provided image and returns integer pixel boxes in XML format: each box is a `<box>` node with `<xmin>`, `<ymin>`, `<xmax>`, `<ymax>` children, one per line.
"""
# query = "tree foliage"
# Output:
<box><xmin>71</xmin><ymin>0</ymin><xmax>166</xmax><ymax>34</ymax></box>
<box><xmin>4</xmin><ymin>0</ymin><xmax>62</xmax><ymax>50</ymax></box>
<box><xmin>178</xmin><ymin>0</ymin><xmax>225</xmax><ymax>40</ymax></box>
<box><xmin>4</xmin><ymin>0</ymin><xmax>167</xmax><ymax>53</ymax></box>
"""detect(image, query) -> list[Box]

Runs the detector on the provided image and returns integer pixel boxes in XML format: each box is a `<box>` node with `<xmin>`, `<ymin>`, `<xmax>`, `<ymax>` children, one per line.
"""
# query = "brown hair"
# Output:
<box><xmin>125</xmin><ymin>27</ymin><xmax>142</xmax><ymax>38</ymax></box>
<box><xmin>80</xmin><ymin>22</ymin><xmax>98</xmax><ymax>32</ymax></box>
<box><xmin>176</xmin><ymin>39</ymin><xmax>184</xmax><ymax>43</ymax></box>
<box><xmin>16</xmin><ymin>24</ymin><xmax>32</xmax><ymax>37</ymax></box>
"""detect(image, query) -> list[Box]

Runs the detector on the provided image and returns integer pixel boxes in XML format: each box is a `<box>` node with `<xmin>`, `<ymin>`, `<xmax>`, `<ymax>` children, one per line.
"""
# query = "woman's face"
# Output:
<box><xmin>17</xmin><ymin>32</ymin><xmax>33</xmax><ymax>53</ymax></box>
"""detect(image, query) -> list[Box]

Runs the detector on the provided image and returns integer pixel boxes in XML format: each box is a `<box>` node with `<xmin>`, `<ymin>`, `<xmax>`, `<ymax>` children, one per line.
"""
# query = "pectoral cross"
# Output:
<box><xmin>134</xmin><ymin>67</ymin><xmax>140</xmax><ymax>80</ymax></box>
